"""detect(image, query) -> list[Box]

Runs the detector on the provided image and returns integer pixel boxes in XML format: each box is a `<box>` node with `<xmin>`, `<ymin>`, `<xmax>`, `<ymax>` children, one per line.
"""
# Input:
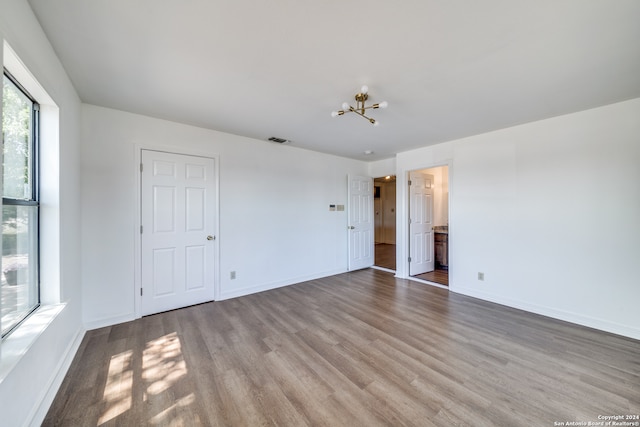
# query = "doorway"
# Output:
<box><xmin>373</xmin><ymin>175</ymin><xmax>396</xmax><ymax>271</ymax></box>
<box><xmin>409</xmin><ymin>165</ymin><xmax>449</xmax><ymax>286</ymax></box>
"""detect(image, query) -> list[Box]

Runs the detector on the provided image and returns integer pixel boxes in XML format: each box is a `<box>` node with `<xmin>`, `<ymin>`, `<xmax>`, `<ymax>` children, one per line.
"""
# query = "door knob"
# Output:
<box><xmin>207</xmin><ymin>235</ymin><xmax>215</xmax><ymax>240</ymax></box>
<box><xmin>348</xmin><ymin>226</ymin><xmax>355</xmax><ymax>230</ymax></box>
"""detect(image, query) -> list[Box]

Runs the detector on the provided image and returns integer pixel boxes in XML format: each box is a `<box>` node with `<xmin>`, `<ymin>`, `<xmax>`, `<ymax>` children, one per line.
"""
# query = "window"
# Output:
<box><xmin>1</xmin><ymin>70</ymin><xmax>39</xmax><ymax>338</ymax></box>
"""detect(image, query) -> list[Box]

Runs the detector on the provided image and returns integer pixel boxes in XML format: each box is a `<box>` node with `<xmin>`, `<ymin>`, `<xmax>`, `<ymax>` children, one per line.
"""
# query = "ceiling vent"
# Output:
<box><xmin>267</xmin><ymin>136</ymin><xmax>291</xmax><ymax>144</ymax></box>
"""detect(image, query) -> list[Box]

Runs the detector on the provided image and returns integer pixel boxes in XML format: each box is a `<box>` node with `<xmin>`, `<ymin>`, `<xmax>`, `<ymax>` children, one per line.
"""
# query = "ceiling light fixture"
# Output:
<box><xmin>331</xmin><ymin>85</ymin><xmax>388</xmax><ymax>126</ymax></box>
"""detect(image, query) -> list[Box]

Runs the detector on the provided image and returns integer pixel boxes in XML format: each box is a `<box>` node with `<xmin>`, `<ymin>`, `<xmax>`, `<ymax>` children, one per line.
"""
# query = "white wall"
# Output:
<box><xmin>369</xmin><ymin>157</ymin><xmax>396</xmax><ymax>178</ymax></box>
<box><xmin>0</xmin><ymin>1</ymin><xmax>84</xmax><ymax>426</ymax></box>
<box><xmin>396</xmin><ymin>98</ymin><xmax>640</xmax><ymax>340</ymax></box>
<box><xmin>81</xmin><ymin>105</ymin><xmax>368</xmax><ymax>328</ymax></box>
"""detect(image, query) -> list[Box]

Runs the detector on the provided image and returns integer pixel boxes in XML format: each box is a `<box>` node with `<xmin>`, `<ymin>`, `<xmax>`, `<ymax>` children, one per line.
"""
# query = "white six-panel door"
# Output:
<box><xmin>348</xmin><ymin>175</ymin><xmax>374</xmax><ymax>271</ymax></box>
<box><xmin>141</xmin><ymin>150</ymin><xmax>217</xmax><ymax>315</ymax></box>
<box><xmin>409</xmin><ymin>172</ymin><xmax>435</xmax><ymax>276</ymax></box>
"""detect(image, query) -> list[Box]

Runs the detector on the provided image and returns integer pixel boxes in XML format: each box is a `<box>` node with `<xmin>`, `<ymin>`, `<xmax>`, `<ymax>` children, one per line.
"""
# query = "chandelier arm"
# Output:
<box><xmin>350</xmin><ymin>109</ymin><xmax>376</xmax><ymax>124</ymax></box>
<box><xmin>342</xmin><ymin>104</ymin><xmax>382</xmax><ymax>112</ymax></box>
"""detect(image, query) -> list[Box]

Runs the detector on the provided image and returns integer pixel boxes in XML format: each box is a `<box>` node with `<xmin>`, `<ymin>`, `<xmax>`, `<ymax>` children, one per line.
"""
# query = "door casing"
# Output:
<box><xmin>134</xmin><ymin>145</ymin><xmax>220</xmax><ymax>318</ymax></box>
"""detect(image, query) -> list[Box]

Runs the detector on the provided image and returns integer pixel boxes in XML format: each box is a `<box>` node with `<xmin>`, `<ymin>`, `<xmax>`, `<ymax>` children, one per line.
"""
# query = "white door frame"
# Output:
<box><xmin>396</xmin><ymin>161</ymin><xmax>452</xmax><ymax>284</ymax></box>
<box><xmin>133</xmin><ymin>144</ymin><xmax>220</xmax><ymax>319</ymax></box>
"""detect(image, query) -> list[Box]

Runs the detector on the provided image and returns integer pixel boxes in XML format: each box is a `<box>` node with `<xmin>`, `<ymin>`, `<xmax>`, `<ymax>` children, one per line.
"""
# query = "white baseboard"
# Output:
<box><xmin>28</xmin><ymin>326</ymin><xmax>85</xmax><ymax>427</ymax></box>
<box><xmin>82</xmin><ymin>269</ymin><xmax>349</xmax><ymax>328</ymax></box>
<box><xmin>219</xmin><ymin>268</ymin><xmax>347</xmax><ymax>301</ymax></box>
<box><xmin>371</xmin><ymin>265</ymin><xmax>396</xmax><ymax>274</ymax></box>
<box><xmin>453</xmin><ymin>286</ymin><xmax>640</xmax><ymax>341</ymax></box>
<box><xmin>84</xmin><ymin>312</ymin><xmax>136</xmax><ymax>331</ymax></box>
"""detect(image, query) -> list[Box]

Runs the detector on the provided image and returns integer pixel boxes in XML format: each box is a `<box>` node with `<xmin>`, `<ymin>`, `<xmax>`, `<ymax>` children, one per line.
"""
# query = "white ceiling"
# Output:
<box><xmin>27</xmin><ymin>0</ymin><xmax>640</xmax><ymax>160</ymax></box>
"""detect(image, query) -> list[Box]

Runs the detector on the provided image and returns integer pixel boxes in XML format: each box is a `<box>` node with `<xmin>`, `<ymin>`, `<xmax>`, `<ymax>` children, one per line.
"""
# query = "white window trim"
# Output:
<box><xmin>0</xmin><ymin>41</ymin><xmax>63</xmax><ymax>379</ymax></box>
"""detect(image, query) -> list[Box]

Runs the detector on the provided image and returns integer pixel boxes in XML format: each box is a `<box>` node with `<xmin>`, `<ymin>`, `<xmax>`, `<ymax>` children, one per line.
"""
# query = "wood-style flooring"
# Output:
<box><xmin>414</xmin><ymin>269</ymin><xmax>449</xmax><ymax>286</ymax></box>
<box><xmin>44</xmin><ymin>269</ymin><xmax>640</xmax><ymax>426</ymax></box>
<box><xmin>376</xmin><ymin>243</ymin><xmax>449</xmax><ymax>286</ymax></box>
<box><xmin>374</xmin><ymin>243</ymin><xmax>396</xmax><ymax>270</ymax></box>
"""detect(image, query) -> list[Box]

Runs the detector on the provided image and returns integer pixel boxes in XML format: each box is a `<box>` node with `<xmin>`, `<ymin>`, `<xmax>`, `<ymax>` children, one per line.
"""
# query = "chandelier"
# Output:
<box><xmin>331</xmin><ymin>85</ymin><xmax>388</xmax><ymax>126</ymax></box>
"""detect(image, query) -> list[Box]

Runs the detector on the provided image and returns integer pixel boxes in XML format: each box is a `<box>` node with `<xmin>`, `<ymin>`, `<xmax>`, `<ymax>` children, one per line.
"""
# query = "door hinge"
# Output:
<box><xmin>140</xmin><ymin>288</ymin><xmax>143</xmax><ymax>296</ymax></box>
<box><xmin>140</xmin><ymin>163</ymin><xmax>143</xmax><ymax>172</ymax></box>
<box><xmin>140</xmin><ymin>225</ymin><xmax>143</xmax><ymax>234</ymax></box>
<box><xmin>408</xmin><ymin>257</ymin><xmax>412</xmax><ymax>262</ymax></box>
<box><xmin>408</xmin><ymin>180</ymin><xmax>412</xmax><ymax>186</ymax></box>
<box><xmin>409</xmin><ymin>218</ymin><xmax>412</xmax><ymax>224</ymax></box>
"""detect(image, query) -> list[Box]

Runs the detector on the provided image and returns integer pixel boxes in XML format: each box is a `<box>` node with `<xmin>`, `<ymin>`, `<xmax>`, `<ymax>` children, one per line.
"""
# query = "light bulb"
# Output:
<box><xmin>373</xmin><ymin>120</ymin><xmax>380</xmax><ymax>127</ymax></box>
<box><xmin>331</xmin><ymin>111</ymin><xmax>339</xmax><ymax>118</ymax></box>
<box><xmin>341</xmin><ymin>102</ymin><xmax>350</xmax><ymax>110</ymax></box>
<box><xmin>378</xmin><ymin>101</ymin><xmax>388</xmax><ymax>109</ymax></box>
<box><xmin>360</xmin><ymin>85</ymin><xmax>369</xmax><ymax>94</ymax></box>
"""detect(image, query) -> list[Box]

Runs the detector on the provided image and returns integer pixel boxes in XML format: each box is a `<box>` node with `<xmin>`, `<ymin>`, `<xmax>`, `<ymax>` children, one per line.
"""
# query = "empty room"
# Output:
<box><xmin>0</xmin><ymin>1</ymin><xmax>639</xmax><ymax>426</ymax></box>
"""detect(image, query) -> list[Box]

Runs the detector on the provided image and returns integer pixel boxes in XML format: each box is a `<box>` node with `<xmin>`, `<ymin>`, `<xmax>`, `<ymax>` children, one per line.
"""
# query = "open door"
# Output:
<box><xmin>409</xmin><ymin>172</ymin><xmax>434</xmax><ymax>276</ymax></box>
<box><xmin>348</xmin><ymin>175</ymin><xmax>374</xmax><ymax>271</ymax></box>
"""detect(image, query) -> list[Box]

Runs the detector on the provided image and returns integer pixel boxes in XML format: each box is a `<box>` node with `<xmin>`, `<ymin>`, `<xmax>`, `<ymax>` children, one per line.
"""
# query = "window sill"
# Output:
<box><xmin>0</xmin><ymin>303</ymin><xmax>66</xmax><ymax>383</ymax></box>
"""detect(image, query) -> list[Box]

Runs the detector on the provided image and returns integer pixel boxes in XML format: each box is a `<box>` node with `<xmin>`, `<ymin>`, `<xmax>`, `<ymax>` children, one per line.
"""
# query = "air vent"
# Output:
<box><xmin>267</xmin><ymin>136</ymin><xmax>290</xmax><ymax>144</ymax></box>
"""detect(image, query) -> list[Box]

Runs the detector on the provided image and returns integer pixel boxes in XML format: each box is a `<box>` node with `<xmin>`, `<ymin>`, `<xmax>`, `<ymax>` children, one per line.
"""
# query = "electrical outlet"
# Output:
<box><xmin>477</xmin><ymin>272</ymin><xmax>484</xmax><ymax>281</ymax></box>
<box><xmin>230</xmin><ymin>271</ymin><xmax>236</xmax><ymax>280</ymax></box>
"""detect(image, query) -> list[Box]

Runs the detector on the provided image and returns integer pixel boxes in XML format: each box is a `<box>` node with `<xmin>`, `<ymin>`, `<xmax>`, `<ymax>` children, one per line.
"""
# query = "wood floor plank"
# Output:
<box><xmin>43</xmin><ymin>269</ymin><xmax>640</xmax><ymax>426</ymax></box>
<box><xmin>374</xmin><ymin>243</ymin><xmax>396</xmax><ymax>270</ymax></box>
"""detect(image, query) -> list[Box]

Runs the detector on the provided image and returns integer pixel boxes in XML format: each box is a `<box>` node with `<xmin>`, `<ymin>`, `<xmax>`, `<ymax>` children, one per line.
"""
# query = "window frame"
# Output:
<box><xmin>1</xmin><ymin>68</ymin><xmax>41</xmax><ymax>339</ymax></box>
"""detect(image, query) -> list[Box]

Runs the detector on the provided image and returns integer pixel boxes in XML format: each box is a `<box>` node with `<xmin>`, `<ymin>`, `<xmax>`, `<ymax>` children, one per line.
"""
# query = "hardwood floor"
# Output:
<box><xmin>374</xmin><ymin>243</ymin><xmax>396</xmax><ymax>270</ymax></box>
<box><xmin>44</xmin><ymin>269</ymin><xmax>640</xmax><ymax>426</ymax></box>
<box><xmin>375</xmin><ymin>243</ymin><xmax>449</xmax><ymax>286</ymax></box>
<box><xmin>414</xmin><ymin>268</ymin><xmax>449</xmax><ymax>286</ymax></box>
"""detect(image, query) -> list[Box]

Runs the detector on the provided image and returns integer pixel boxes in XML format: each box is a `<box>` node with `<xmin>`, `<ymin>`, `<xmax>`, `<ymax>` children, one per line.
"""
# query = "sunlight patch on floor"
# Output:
<box><xmin>143</xmin><ymin>332</ymin><xmax>187</xmax><ymax>396</ymax></box>
<box><xmin>148</xmin><ymin>393</ymin><xmax>197</xmax><ymax>425</ymax></box>
<box><xmin>98</xmin><ymin>349</ymin><xmax>133</xmax><ymax>425</ymax></box>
